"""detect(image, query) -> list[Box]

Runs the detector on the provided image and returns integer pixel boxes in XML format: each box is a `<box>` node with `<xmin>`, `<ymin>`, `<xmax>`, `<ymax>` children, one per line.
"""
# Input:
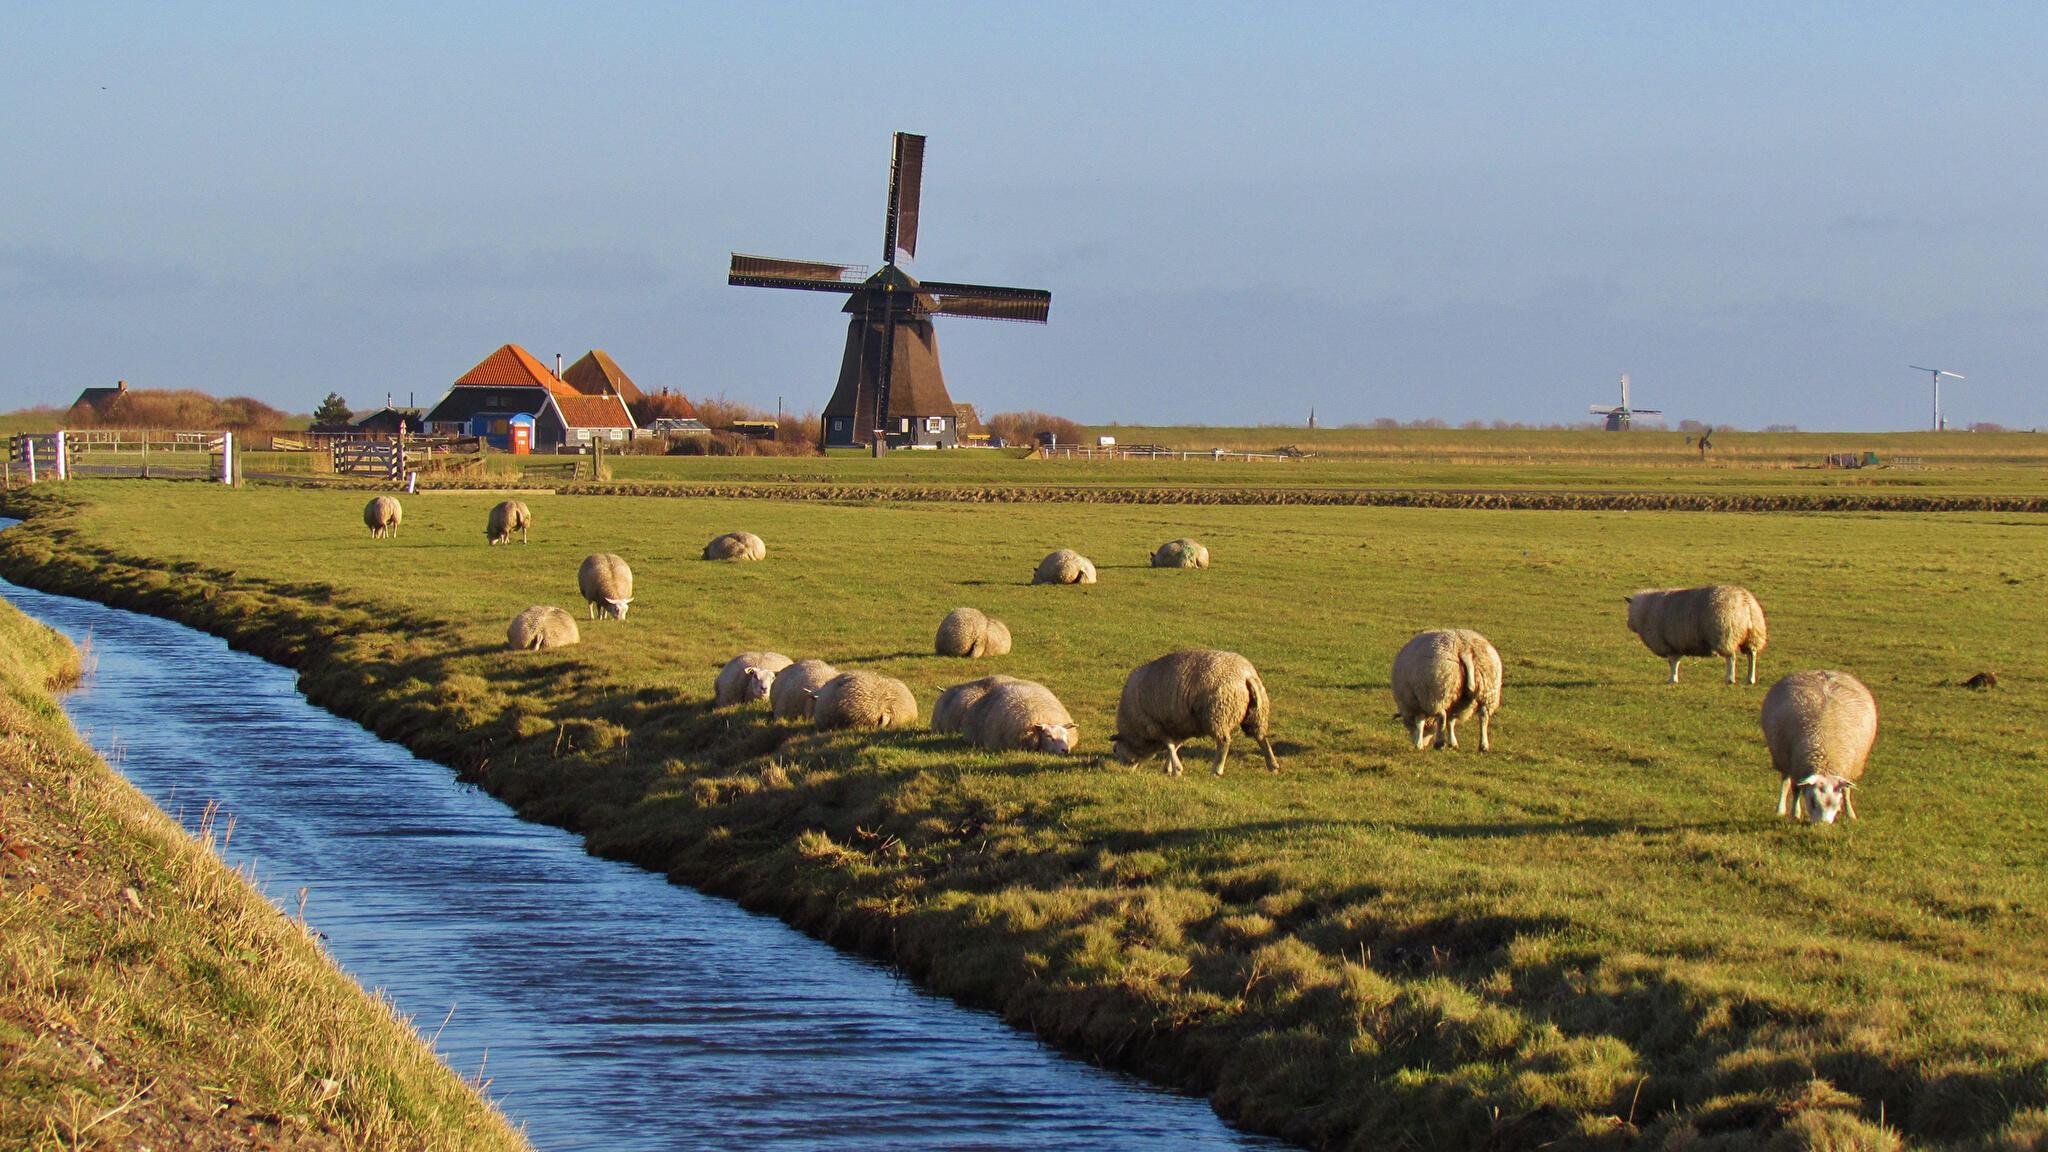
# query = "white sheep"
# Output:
<box><xmin>363</xmin><ymin>496</ymin><xmax>402</xmax><ymax>539</ymax></box>
<box><xmin>960</xmin><ymin>678</ymin><xmax>1079</xmax><ymax>753</ymax></box>
<box><xmin>769</xmin><ymin>659</ymin><xmax>839</xmax><ymax>721</ymax></box>
<box><xmin>715</xmin><ymin>651</ymin><xmax>794</xmax><ymax>707</ymax></box>
<box><xmin>1625</xmin><ymin>585</ymin><xmax>1768</xmax><ymax>684</ymax></box>
<box><xmin>487</xmin><ymin>499</ymin><xmax>531</xmax><ymax>545</ymax></box>
<box><xmin>506</xmin><ymin>605</ymin><xmax>579</xmax><ymax>651</ymax></box>
<box><xmin>704</xmin><ymin>531</ymin><xmax>767</xmax><ymax>561</ymax></box>
<box><xmin>1032</xmin><ymin>549</ymin><xmax>1097</xmax><ymax>585</ymax></box>
<box><xmin>932</xmin><ymin>675</ymin><xmax>1022</xmax><ymax>734</ymax></box>
<box><xmin>935</xmin><ymin>607</ymin><xmax>1013</xmax><ymax>658</ymax></box>
<box><xmin>1391</xmin><ymin>629</ymin><xmax>1503</xmax><ymax>751</ymax></box>
<box><xmin>810</xmin><ymin>670</ymin><xmax>918</xmax><ymax>730</ymax></box>
<box><xmin>1762</xmin><ymin>670</ymin><xmax>1878</xmax><ymax>824</ymax></box>
<box><xmin>578</xmin><ymin>553</ymin><xmax>634</xmax><ymax>620</ymax></box>
<box><xmin>1112</xmin><ymin>649</ymin><xmax>1279</xmax><ymax>776</ymax></box>
<box><xmin>1151</xmin><ymin>538</ymin><xmax>1210</xmax><ymax>569</ymax></box>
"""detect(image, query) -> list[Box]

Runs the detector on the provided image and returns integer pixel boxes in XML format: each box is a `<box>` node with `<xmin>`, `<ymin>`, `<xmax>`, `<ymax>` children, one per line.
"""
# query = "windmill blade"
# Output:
<box><xmin>1632</xmin><ymin>408</ymin><xmax>1664</xmax><ymax>415</ymax></box>
<box><xmin>1940</xmin><ymin>371</ymin><xmax>1966</xmax><ymax>379</ymax></box>
<box><xmin>883</xmin><ymin>132</ymin><xmax>926</xmax><ymax>262</ymax></box>
<box><xmin>728</xmin><ymin>254</ymin><xmax>866</xmax><ymax>292</ymax></box>
<box><xmin>1908</xmin><ymin>365</ymin><xmax>1936</xmax><ymax>373</ymax></box>
<box><xmin>920</xmin><ymin>281</ymin><xmax>1051</xmax><ymax>323</ymax></box>
<box><xmin>1590</xmin><ymin>405</ymin><xmax>1617</xmax><ymax>415</ymax></box>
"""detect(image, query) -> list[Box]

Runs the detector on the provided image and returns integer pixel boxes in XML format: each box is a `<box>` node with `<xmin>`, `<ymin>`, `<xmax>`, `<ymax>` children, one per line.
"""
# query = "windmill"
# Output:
<box><xmin>1907</xmin><ymin>365</ymin><xmax>1964</xmax><ymax>431</ymax></box>
<box><xmin>1589</xmin><ymin>373</ymin><xmax>1662</xmax><ymax>431</ymax></box>
<box><xmin>729</xmin><ymin>133</ymin><xmax>1052</xmax><ymax>449</ymax></box>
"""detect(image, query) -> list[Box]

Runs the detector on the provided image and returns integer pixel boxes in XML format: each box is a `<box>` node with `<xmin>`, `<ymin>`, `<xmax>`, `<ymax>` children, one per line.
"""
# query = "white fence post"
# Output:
<box><xmin>53</xmin><ymin>431</ymin><xmax>68</xmax><ymax>480</ymax></box>
<box><xmin>220</xmin><ymin>431</ymin><xmax>234</xmax><ymax>484</ymax></box>
<box><xmin>25</xmin><ymin>440</ymin><xmax>37</xmax><ymax>484</ymax></box>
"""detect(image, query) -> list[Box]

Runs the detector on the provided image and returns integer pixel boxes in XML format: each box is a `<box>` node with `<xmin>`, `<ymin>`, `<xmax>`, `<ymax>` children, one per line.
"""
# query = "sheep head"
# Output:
<box><xmin>1030</xmin><ymin>723</ymin><xmax>1080</xmax><ymax>755</ymax></box>
<box><xmin>1793</xmin><ymin>774</ymin><xmax>1856</xmax><ymax>824</ymax></box>
<box><xmin>742</xmin><ymin>666</ymin><xmax>776</xmax><ymax>702</ymax></box>
<box><xmin>1109</xmin><ymin>732</ymin><xmax>1154</xmax><ymax>765</ymax></box>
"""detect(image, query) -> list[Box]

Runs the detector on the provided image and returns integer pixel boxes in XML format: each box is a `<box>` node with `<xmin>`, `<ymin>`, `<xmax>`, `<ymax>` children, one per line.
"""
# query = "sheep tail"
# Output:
<box><xmin>1244</xmin><ymin>673</ymin><xmax>1270</xmax><ymax>738</ymax></box>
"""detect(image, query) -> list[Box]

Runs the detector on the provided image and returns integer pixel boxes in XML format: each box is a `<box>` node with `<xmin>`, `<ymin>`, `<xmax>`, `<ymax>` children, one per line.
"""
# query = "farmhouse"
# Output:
<box><xmin>69</xmin><ymin>379</ymin><xmax>130</xmax><ymax>421</ymax></box>
<box><xmin>422</xmin><ymin>344</ymin><xmax>636</xmax><ymax>451</ymax></box>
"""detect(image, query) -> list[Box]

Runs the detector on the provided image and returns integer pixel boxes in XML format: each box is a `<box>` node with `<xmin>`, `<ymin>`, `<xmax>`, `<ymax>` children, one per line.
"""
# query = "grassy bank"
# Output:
<box><xmin>0</xmin><ymin>580</ymin><xmax>528</xmax><ymax>1149</ymax></box>
<box><xmin>3</xmin><ymin>482</ymin><xmax>2047</xmax><ymax>1149</ymax></box>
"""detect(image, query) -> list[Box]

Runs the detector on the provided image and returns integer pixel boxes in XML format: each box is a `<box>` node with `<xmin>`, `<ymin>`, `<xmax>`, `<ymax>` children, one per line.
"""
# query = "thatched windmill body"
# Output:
<box><xmin>729</xmin><ymin>133</ymin><xmax>1051</xmax><ymax>449</ymax></box>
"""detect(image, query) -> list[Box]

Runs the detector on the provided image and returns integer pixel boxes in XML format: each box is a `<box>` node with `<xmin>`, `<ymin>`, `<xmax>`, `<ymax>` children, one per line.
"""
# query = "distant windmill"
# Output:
<box><xmin>1589</xmin><ymin>373</ymin><xmax>1662</xmax><ymax>431</ymax></box>
<box><xmin>1907</xmin><ymin>365</ymin><xmax>1965</xmax><ymax>431</ymax></box>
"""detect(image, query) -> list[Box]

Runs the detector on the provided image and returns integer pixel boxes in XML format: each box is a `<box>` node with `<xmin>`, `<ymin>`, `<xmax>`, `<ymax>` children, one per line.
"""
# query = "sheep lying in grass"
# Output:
<box><xmin>363</xmin><ymin>496</ymin><xmax>402</xmax><ymax>539</ymax></box>
<box><xmin>1391</xmin><ymin>629</ymin><xmax>1502</xmax><ymax>751</ymax></box>
<box><xmin>960</xmin><ymin>678</ymin><xmax>1078</xmax><ymax>753</ymax></box>
<box><xmin>506</xmin><ymin>606</ymin><xmax>579</xmax><ymax>651</ymax></box>
<box><xmin>715</xmin><ymin>651</ymin><xmax>793</xmax><ymax>707</ymax></box>
<box><xmin>1033</xmin><ymin>549</ymin><xmax>1097</xmax><ymax>585</ymax></box>
<box><xmin>810</xmin><ymin>670</ymin><xmax>917</xmax><ymax>730</ymax></box>
<box><xmin>1625</xmin><ymin>585</ymin><xmax>1768</xmax><ymax>684</ymax></box>
<box><xmin>935</xmin><ymin>607</ymin><xmax>1013</xmax><ymax>658</ymax></box>
<box><xmin>1763</xmin><ymin>670</ymin><xmax>1878</xmax><ymax>824</ymax></box>
<box><xmin>578</xmin><ymin>553</ymin><xmax>634</xmax><ymax>620</ymax></box>
<box><xmin>704</xmin><ymin>531</ymin><xmax>767</xmax><ymax>561</ymax></box>
<box><xmin>1151</xmin><ymin>538</ymin><xmax>1210</xmax><ymax>569</ymax></box>
<box><xmin>1112</xmin><ymin>649</ymin><xmax>1279</xmax><ymax>776</ymax></box>
<box><xmin>770</xmin><ymin>659</ymin><xmax>839</xmax><ymax>721</ymax></box>
<box><xmin>486</xmin><ymin>499</ymin><xmax>531</xmax><ymax>545</ymax></box>
<box><xmin>932</xmin><ymin>675</ymin><xmax>1021</xmax><ymax>734</ymax></box>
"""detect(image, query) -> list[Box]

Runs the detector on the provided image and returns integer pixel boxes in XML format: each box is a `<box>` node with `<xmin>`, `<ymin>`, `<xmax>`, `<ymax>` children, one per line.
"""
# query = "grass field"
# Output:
<box><xmin>2</xmin><ymin>482</ymin><xmax>2046</xmax><ymax>1149</ymax></box>
<box><xmin>0</xmin><ymin>580</ymin><xmax>528</xmax><ymax>1150</ymax></box>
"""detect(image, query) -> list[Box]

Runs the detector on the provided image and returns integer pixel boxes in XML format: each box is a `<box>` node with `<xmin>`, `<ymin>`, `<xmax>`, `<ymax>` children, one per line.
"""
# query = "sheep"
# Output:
<box><xmin>935</xmin><ymin>607</ymin><xmax>1013</xmax><ymax>658</ymax></box>
<box><xmin>506</xmin><ymin>605</ymin><xmax>579</xmax><ymax>651</ymax></box>
<box><xmin>960</xmin><ymin>678</ymin><xmax>1079</xmax><ymax>753</ymax></box>
<box><xmin>1762</xmin><ymin>670</ymin><xmax>1878</xmax><ymax>824</ymax></box>
<box><xmin>770</xmin><ymin>659</ymin><xmax>840</xmax><ymax>721</ymax></box>
<box><xmin>932</xmin><ymin>675</ymin><xmax>1022</xmax><ymax>734</ymax></box>
<box><xmin>363</xmin><ymin>496</ymin><xmax>402</xmax><ymax>539</ymax></box>
<box><xmin>1625</xmin><ymin>585</ymin><xmax>1768</xmax><ymax>684</ymax></box>
<box><xmin>704</xmin><ymin>531</ymin><xmax>767</xmax><ymax>561</ymax></box>
<box><xmin>486</xmin><ymin>499</ymin><xmax>531</xmax><ymax>545</ymax></box>
<box><xmin>1033</xmin><ymin>548</ymin><xmax>1097</xmax><ymax>585</ymax></box>
<box><xmin>1112</xmin><ymin>649</ymin><xmax>1280</xmax><ymax>776</ymax></box>
<box><xmin>1151</xmin><ymin>538</ymin><xmax>1211</xmax><ymax>569</ymax></box>
<box><xmin>578</xmin><ymin>553</ymin><xmax>634</xmax><ymax>620</ymax></box>
<box><xmin>809</xmin><ymin>670</ymin><xmax>917</xmax><ymax>730</ymax></box>
<box><xmin>1391</xmin><ymin>629</ymin><xmax>1503</xmax><ymax>752</ymax></box>
<box><xmin>714</xmin><ymin>651</ymin><xmax>793</xmax><ymax>707</ymax></box>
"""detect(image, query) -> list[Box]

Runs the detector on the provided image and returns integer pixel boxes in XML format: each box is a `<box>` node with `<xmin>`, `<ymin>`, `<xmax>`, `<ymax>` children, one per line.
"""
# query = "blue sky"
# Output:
<box><xmin>4</xmin><ymin>3</ymin><xmax>2043</xmax><ymax>429</ymax></box>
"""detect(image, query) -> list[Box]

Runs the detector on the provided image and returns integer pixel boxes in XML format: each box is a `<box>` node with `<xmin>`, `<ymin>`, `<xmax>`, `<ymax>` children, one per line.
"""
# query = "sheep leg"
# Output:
<box><xmin>1747</xmin><ymin>649</ymin><xmax>1758</xmax><ymax>685</ymax></box>
<box><xmin>1164</xmin><ymin>742</ymin><xmax>1185</xmax><ymax>777</ymax></box>
<box><xmin>1668</xmin><ymin>657</ymin><xmax>1682</xmax><ymax>684</ymax></box>
<box><xmin>1724</xmin><ymin>655</ymin><xmax>1738</xmax><ymax>685</ymax></box>
<box><xmin>1477</xmin><ymin>709</ymin><xmax>1491</xmax><ymax>753</ymax></box>
<box><xmin>1844</xmin><ymin>790</ymin><xmax>1857</xmax><ymax>821</ymax></box>
<box><xmin>1777</xmin><ymin>776</ymin><xmax>1793</xmax><ymax>817</ymax></box>
<box><xmin>1409</xmin><ymin>717</ymin><xmax>1429</xmax><ymax>750</ymax></box>
<box><xmin>1258</xmin><ymin>737</ymin><xmax>1281</xmax><ymax>773</ymax></box>
<box><xmin>1444</xmin><ymin>716</ymin><xmax>1460</xmax><ymax>750</ymax></box>
<box><xmin>1211</xmin><ymin>734</ymin><xmax>1232</xmax><ymax>777</ymax></box>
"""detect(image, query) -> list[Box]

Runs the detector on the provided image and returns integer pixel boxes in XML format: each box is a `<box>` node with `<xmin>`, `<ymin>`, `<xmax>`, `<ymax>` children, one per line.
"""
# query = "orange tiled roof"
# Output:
<box><xmin>562</xmin><ymin>350</ymin><xmax>644</xmax><ymax>405</ymax></box>
<box><xmin>554</xmin><ymin>392</ymin><xmax>635</xmax><ymax>430</ymax></box>
<box><xmin>454</xmin><ymin>344</ymin><xmax>568</xmax><ymax>391</ymax></box>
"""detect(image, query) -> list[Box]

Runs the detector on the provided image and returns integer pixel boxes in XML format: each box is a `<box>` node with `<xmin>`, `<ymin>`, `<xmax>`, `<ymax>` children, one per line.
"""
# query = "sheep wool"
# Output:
<box><xmin>1032</xmin><ymin>549</ymin><xmax>1097</xmax><ymax>585</ymax></box>
<box><xmin>363</xmin><ymin>496</ymin><xmax>402</xmax><ymax>539</ymax></box>
<box><xmin>932</xmin><ymin>675</ymin><xmax>1022</xmax><ymax>734</ymax></box>
<box><xmin>960</xmin><ymin>678</ymin><xmax>1079</xmax><ymax>753</ymax></box>
<box><xmin>1112</xmin><ymin>649</ymin><xmax>1279</xmax><ymax>776</ymax></box>
<box><xmin>1762</xmin><ymin>670</ymin><xmax>1878</xmax><ymax>824</ymax></box>
<box><xmin>935</xmin><ymin>607</ymin><xmax>1014</xmax><ymax>658</ymax></box>
<box><xmin>486</xmin><ymin>499</ymin><xmax>532</xmax><ymax>545</ymax></box>
<box><xmin>1391</xmin><ymin>629</ymin><xmax>1503</xmax><ymax>752</ymax></box>
<box><xmin>578</xmin><ymin>553</ymin><xmax>634</xmax><ymax>620</ymax></box>
<box><xmin>1151</xmin><ymin>538</ymin><xmax>1211</xmax><ymax>569</ymax></box>
<box><xmin>704</xmin><ymin>531</ymin><xmax>767</xmax><ymax>561</ymax></box>
<box><xmin>1625</xmin><ymin>585</ymin><xmax>1768</xmax><ymax>684</ymax></box>
<box><xmin>810</xmin><ymin>671</ymin><xmax>918</xmax><ymax>730</ymax></box>
<box><xmin>507</xmin><ymin>605</ymin><xmax>580</xmax><ymax>651</ymax></box>
<box><xmin>770</xmin><ymin>659</ymin><xmax>840</xmax><ymax>721</ymax></box>
<box><xmin>715</xmin><ymin>651</ymin><xmax>794</xmax><ymax>707</ymax></box>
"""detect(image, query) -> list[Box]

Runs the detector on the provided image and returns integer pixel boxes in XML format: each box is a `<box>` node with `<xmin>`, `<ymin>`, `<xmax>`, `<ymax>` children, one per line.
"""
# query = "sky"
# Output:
<box><xmin>3</xmin><ymin>2</ymin><xmax>2044</xmax><ymax>430</ymax></box>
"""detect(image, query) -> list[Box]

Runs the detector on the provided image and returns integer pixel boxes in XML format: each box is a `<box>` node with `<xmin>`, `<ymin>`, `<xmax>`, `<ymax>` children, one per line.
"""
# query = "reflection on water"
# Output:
<box><xmin>0</xmin><ymin>561</ymin><xmax>1282</xmax><ymax>1151</ymax></box>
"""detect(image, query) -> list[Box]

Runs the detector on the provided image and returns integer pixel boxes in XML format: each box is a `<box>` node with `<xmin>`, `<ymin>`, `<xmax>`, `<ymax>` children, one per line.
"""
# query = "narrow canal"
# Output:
<box><xmin>0</xmin><ymin>560</ymin><xmax>1283</xmax><ymax>1150</ymax></box>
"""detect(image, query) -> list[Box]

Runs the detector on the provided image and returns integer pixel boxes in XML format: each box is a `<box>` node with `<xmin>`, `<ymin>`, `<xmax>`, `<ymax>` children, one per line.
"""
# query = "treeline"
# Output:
<box><xmin>68</xmin><ymin>390</ymin><xmax>291</xmax><ymax>432</ymax></box>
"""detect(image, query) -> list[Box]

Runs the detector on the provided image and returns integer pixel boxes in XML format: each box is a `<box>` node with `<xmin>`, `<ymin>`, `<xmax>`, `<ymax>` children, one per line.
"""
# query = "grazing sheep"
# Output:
<box><xmin>935</xmin><ymin>607</ymin><xmax>1014</xmax><ymax>658</ymax></box>
<box><xmin>1625</xmin><ymin>585</ymin><xmax>1769</xmax><ymax>684</ymax></box>
<box><xmin>1762</xmin><ymin>670</ymin><xmax>1878</xmax><ymax>824</ymax></box>
<box><xmin>1391</xmin><ymin>629</ymin><xmax>1503</xmax><ymax>752</ymax></box>
<box><xmin>810</xmin><ymin>670</ymin><xmax>918</xmax><ymax>730</ymax></box>
<box><xmin>363</xmin><ymin>496</ymin><xmax>402</xmax><ymax>539</ymax></box>
<box><xmin>704</xmin><ymin>531</ymin><xmax>767</xmax><ymax>561</ymax></box>
<box><xmin>715</xmin><ymin>651</ymin><xmax>794</xmax><ymax>707</ymax></box>
<box><xmin>770</xmin><ymin>659</ymin><xmax>840</xmax><ymax>721</ymax></box>
<box><xmin>1112</xmin><ymin>649</ymin><xmax>1280</xmax><ymax>776</ymax></box>
<box><xmin>506</xmin><ymin>605</ymin><xmax>579</xmax><ymax>651</ymax></box>
<box><xmin>578</xmin><ymin>553</ymin><xmax>634</xmax><ymax>620</ymax></box>
<box><xmin>1151</xmin><ymin>538</ymin><xmax>1211</xmax><ymax>569</ymax></box>
<box><xmin>961</xmin><ymin>678</ymin><xmax>1079</xmax><ymax>753</ymax></box>
<box><xmin>1033</xmin><ymin>548</ymin><xmax>1097</xmax><ymax>585</ymax></box>
<box><xmin>932</xmin><ymin>675</ymin><xmax>1022</xmax><ymax>734</ymax></box>
<box><xmin>486</xmin><ymin>499</ymin><xmax>531</xmax><ymax>545</ymax></box>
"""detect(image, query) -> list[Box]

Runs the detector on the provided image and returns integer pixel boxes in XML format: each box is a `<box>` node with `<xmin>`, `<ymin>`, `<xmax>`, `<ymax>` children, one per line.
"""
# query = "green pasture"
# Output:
<box><xmin>4</xmin><ymin>481</ymin><xmax>2046</xmax><ymax>1148</ymax></box>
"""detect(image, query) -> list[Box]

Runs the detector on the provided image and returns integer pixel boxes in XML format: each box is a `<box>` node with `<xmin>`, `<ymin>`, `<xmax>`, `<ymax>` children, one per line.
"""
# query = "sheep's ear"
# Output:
<box><xmin>1839</xmin><ymin>779</ymin><xmax>1856</xmax><ymax>789</ymax></box>
<box><xmin>1622</xmin><ymin>595</ymin><xmax>1634</xmax><ymax>605</ymax></box>
<box><xmin>1795</xmin><ymin>774</ymin><xmax>1822</xmax><ymax>786</ymax></box>
<box><xmin>804</xmin><ymin>688</ymin><xmax>818</xmax><ymax>698</ymax></box>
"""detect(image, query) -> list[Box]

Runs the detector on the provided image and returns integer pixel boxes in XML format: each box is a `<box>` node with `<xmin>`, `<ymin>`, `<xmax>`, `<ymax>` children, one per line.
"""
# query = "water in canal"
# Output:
<box><xmin>0</xmin><ymin>558</ymin><xmax>1282</xmax><ymax>1150</ymax></box>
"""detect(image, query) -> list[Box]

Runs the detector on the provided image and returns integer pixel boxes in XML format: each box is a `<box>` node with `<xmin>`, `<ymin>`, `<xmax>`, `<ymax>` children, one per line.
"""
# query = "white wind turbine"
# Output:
<box><xmin>1907</xmin><ymin>365</ymin><xmax>1965</xmax><ymax>431</ymax></box>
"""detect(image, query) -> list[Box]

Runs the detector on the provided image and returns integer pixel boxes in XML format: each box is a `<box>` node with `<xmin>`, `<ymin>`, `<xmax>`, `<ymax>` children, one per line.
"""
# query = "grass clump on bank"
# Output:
<box><xmin>0</xmin><ymin>592</ymin><xmax>528</xmax><ymax>1151</ymax></box>
<box><xmin>4</xmin><ymin>482</ymin><xmax>2048</xmax><ymax>1149</ymax></box>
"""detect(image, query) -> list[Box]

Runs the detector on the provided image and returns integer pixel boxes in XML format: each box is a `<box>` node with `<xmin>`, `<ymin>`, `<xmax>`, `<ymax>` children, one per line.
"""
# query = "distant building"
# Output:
<box><xmin>422</xmin><ymin>344</ymin><xmax>636</xmax><ymax>450</ymax></box>
<box><xmin>353</xmin><ymin>407</ymin><xmax>425</xmax><ymax>437</ymax></box>
<box><xmin>561</xmin><ymin>350</ymin><xmax>645</xmax><ymax>407</ymax></box>
<box><xmin>69</xmin><ymin>379</ymin><xmax>130</xmax><ymax>421</ymax></box>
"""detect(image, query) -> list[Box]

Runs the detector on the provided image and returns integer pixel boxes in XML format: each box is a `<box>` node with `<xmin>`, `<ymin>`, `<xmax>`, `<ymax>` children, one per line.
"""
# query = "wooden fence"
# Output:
<box><xmin>7</xmin><ymin>430</ymin><xmax>237</xmax><ymax>485</ymax></box>
<box><xmin>1036</xmin><ymin>444</ymin><xmax>1311</xmax><ymax>462</ymax></box>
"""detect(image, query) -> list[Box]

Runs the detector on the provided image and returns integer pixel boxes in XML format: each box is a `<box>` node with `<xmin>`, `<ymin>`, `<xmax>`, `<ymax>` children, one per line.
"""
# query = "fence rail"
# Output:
<box><xmin>6</xmin><ymin>430</ymin><xmax>237</xmax><ymax>485</ymax></box>
<box><xmin>1036</xmin><ymin>444</ymin><xmax>1311</xmax><ymax>462</ymax></box>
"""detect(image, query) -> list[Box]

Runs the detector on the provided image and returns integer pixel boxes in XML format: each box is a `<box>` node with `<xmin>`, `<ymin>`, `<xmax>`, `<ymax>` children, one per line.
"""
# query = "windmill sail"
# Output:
<box><xmin>921</xmin><ymin>281</ymin><xmax>1052</xmax><ymax>323</ymax></box>
<box><xmin>884</xmin><ymin>132</ymin><xmax>925</xmax><ymax>262</ymax></box>
<box><xmin>729</xmin><ymin>254</ymin><xmax>867</xmax><ymax>292</ymax></box>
